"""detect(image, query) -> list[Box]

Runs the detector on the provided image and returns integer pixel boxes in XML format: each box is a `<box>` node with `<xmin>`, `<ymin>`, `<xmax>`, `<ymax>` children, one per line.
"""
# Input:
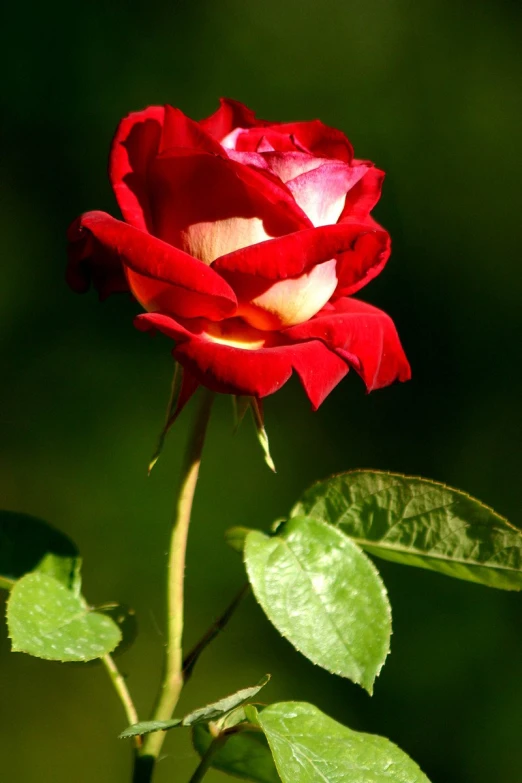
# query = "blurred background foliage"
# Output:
<box><xmin>1</xmin><ymin>0</ymin><xmax>521</xmax><ymax>780</ymax></box>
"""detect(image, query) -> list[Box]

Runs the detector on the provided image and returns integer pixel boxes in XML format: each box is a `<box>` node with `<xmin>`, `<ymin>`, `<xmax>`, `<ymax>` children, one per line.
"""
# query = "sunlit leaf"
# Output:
<box><xmin>7</xmin><ymin>573</ymin><xmax>121</xmax><ymax>661</ymax></box>
<box><xmin>292</xmin><ymin>470</ymin><xmax>522</xmax><ymax>589</ymax></box>
<box><xmin>244</xmin><ymin>517</ymin><xmax>390</xmax><ymax>693</ymax></box>
<box><xmin>250</xmin><ymin>702</ymin><xmax>431</xmax><ymax>783</ymax></box>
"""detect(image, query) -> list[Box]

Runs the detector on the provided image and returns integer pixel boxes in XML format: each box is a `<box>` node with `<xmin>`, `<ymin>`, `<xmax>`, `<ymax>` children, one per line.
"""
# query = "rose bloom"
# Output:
<box><xmin>67</xmin><ymin>99</ymin><xmax>410</xmax><ymax>409</ymax></box>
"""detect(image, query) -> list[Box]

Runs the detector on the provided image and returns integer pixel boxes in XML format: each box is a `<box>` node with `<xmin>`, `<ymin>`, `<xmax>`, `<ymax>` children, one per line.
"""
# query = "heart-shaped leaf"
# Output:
<box><xmin>7</xmin><ymin>573</ymin><xmax>121</xmax><ymax>661</ymax></box>
<box><xmin>251</xmin><ymin>702</ymin><xmax>430</xmax><ymax>783</ymax></box>
<box><xmin>0</xmin><ymin>511</ymin><xmax>80</xmax><ymax>591</ymax></box>
<box><xmin>120</xmin><ymin>675</ymin><xmax>270</xmax><ymax>738</ymax></box>
<box><xmin>244</xmin><ymin>517</ymin><xmax>390</xmax><ymax>693</ymax></box>
<box><xmin>193</xmin><ymin>722</ymin><xmax>280</xmax><ymax>783</ymax></box>
<box><xmin>292</xmin><ymin>471</ymin><xmax>522</xmax><ymax>590</ymax></box>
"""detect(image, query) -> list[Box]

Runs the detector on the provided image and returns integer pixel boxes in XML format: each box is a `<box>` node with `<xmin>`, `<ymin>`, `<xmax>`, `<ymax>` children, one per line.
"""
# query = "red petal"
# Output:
<box><xmin>335</xmin><ymin>228</ymin><xmax>391</xmax><ymax>297</ymax></box>
<box><xmin>135</xmin><ymin>313</ymin><xmax>348</xmax><ymax>407</ymax></box>
<box><xmin>213</xmin><ymin>222</ymin><xmax>380</xmax><ymax>280</ymax></box>
<box><xmin>67</xmin><ymin>214</ymin><xmax>129</xmax><ymax>299</ymax></box>
<box><xmin>284</xmin><ymin>297</ymin><xmax>411</xmax><ymax>391</ymax></box>
<box><xmin>159</xmin><ymin>105</ymin><xmax>226</xmax><ymax>156</ymax></box>
<box><xmin>148</xmin><ymin>151</ymin><xmax>310</xmax><ymax>254</ymax></box>
<box><xmin>109</xmin><ymin>105</ymin><xmax>226</xmax><ymax>234</ymax></box>
<box><xmin>67</xmin><ymin>211</ymin><xmax>237</xmax><ymax>320</ymax></box>
<box><xmin>289</xmin><ymin>341</ymin><xmax>349</xmax><ymax>409</ymax></box>
<box><xmin>199</xmin><ymin>97</ymin><xmax>266</xmax><ymax>140</ymax></box>
<box><xmin>286</xmin><ymin>161</ymin><xmax>368</xmax><ymax>227</ymax></box>
<box><xmin>109</xmin><ymin>106</ymin><xmax>165</xmax><ymax>232</ymax></box>
<box><xmin>234</xmin><ymin>121</ymin><xmax>353</xmax><ymax>163</ymax></box>
<box><xmin>275</xmin><ymin>120</ymin><xmax>354</xmax><ymax>163</ymax></box>
<box><xmin>340</xmin><ymin>164</ymin><xmax>385</xmax><ymax>222</ymax></box>
<box><xmin>235</xmin><ymin>128</ymin><xmax>302</xmax><ymax>153</ymax></box>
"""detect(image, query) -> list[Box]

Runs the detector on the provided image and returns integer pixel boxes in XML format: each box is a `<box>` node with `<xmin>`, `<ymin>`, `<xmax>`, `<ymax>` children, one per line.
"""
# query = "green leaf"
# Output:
<box><xmin>292</xmin><ymin>470</ymin><xmax>522</xmax><ymax>590</ymax></box>
<box><xmin>193</xmin><ymin>723</ymin><xmax>280</xmax><ymax>783</ymax></box>
<box><xmin>0</xmin><ymin>510</ymin><xmax>80</xmax><ymax>592</ymax></box>
<box><xmin>120</xmin><ymin>675</ymin><xmax>270</xmax><ymax>738</ymax></box>
<box><xmin>244</xmin><ymin>518</ymin><xmax>390</xmax><ymax>693</ymax></box>
<box><xmin>183</xmin><ymin>675</ymin><xmax>270</xmax><ymax>725</ymax></box>
<box><xmin>119</xmin><ymin>718</ymin><xmax>182</xmax><ymax>738</ymax></box>
<box><xmin>7</xmin><ymin>573</ymin><xmax>121</xmax><ymax>661</ymax></box>
<box><xmin>251</xmin><ymin>702</ymin><xmax>431</xmax><ymax>783</ymax></box>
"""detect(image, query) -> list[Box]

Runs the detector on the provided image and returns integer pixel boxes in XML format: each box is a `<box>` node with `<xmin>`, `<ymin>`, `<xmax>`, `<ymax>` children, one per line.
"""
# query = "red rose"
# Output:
<box><xmin>67</xmin><ymin>98</ymin><xmax>410</xmax><ymax>409</ymax></box>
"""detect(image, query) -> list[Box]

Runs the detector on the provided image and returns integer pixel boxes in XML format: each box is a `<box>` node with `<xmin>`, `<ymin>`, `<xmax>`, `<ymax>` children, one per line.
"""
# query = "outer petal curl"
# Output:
<box><xmin>66</xmin><ymin>211</ymin><xmax>237</xmax><ymax>320</ymax></box>
<box><xmin>284</xmin><ymin>297</ymin><xmax>411</xmax><ymax>392</ymax></box>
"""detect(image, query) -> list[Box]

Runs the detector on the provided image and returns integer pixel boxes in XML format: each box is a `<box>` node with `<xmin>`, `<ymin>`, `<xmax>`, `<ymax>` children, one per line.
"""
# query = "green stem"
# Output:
<box><xmin>101</xmin><ymin>654</ymin><xmax>141</xmax><ymax>750</ymax></box>
<box><xmin>138</xmin><ymin>388</ymin><xmax>214</xmax><ymax>776</ymax></box>
<box><xmin>187</xmin><ymin>735</ymin><xmax>228</xmax><ymax>783</ymax></box>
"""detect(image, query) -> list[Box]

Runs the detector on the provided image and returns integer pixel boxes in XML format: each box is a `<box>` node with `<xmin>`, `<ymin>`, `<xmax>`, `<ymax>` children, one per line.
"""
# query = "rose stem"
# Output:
<box><xmin>136</xmin><ymin>387</ymin><xmax>214</xmax><ymax>779</ymax></box>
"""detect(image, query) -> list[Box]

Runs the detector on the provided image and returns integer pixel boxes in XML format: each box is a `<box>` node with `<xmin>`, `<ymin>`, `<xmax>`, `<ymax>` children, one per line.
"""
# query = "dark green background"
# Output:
<box><xmin>1</xmin><ymin>0</ymin><xmax>521</xmax><ymax>780</ymax></box>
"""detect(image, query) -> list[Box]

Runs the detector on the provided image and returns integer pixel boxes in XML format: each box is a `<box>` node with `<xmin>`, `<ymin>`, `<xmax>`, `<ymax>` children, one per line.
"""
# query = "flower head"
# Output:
<box><xmin>67</xmin><ymin>99</ymin><xmax>410</xmax><ymax>409</ymax></box>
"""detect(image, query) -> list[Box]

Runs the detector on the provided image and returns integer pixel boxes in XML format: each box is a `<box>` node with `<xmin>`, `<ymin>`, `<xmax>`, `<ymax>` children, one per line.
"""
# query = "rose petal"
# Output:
<box><xmin>277</xmin><ymin>120</ymin><xmax>354</xmax><ymax>162</ymax></box>
<box><xmin>213</xmin><ymin>222</ymin><xmax>381</xmax><ymax>280</ymax></box>
<box><xmin>67</xmin><ymin>211</ymin><xmax>237</xmax><ymax>320</ymax></box>
<box><xmin>67</xmin><ymin>214</ymin><xmax>129</xmax><ymax>299</ymax></box>
<box><xmin>284</xmin><ymin>297</ymin><xmax>411</xmax><ymax>391</ymax></box>
<box><xmin>148</xmin><ymin>151</ymin><xmax>310</xmax><ymax>261</ymax></box>
<box><xmin>231</xmin><ymin>259</ymin><xmax>339</xmax><ymax>331</ymax></box>
<box><xmin>287</xmin><ymin>161</ymin><xmax>369</xmax><ymax>227</ymax></box>
<box><xmin>110</xmin><ymin>105</ymin><xmax>165</xmax><ymax>231</ymax></box>
<box><xmin>135</xmin><ymin>312</ymin><xmax>348</xmax><ymax>407</ymax></box>
<box><xmin>339</xmin><ymin>163</ymin><xmax>385</xmax><ymax>222</ymax></box>
<box><xmin>234</xmin><ymin>120</ymin><xmax>353</xmax><ymax>163</ymax></box>
<box><xmin>234</xmin><ymin>128</ymin><xmax>303</xmax><ymax>153</ymax></box>
<box><xmin>158</xmin><ymin>105</ymin><xmax>226</xmax><ymax>157</ymax></box>
<box><xmin>260</xmin><ymin>151</ymin><xmax>324</xmax><ymax>182</ymax></box>
<box><xmin>199</xmin><ymin>97</ymin><xmax>266</xmax><ymax>141</ymax></box>
<box><xmin>335</xmin><ymin>228</ymin><xmax>391</xmax><ymax>297</ymax></box>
